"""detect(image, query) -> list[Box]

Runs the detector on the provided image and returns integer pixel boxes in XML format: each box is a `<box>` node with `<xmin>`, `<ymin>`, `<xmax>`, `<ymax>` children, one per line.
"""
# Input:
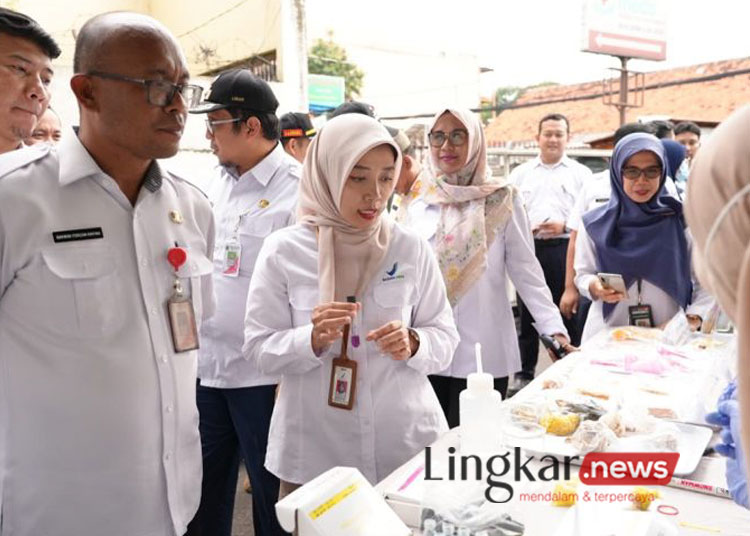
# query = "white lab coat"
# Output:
<box><xmin>405</xmin><ymin>192</ymin><xmax>567</xmax><ymax>378</ymax></box>
<box><xmin>242</xmin><ymin>223</ymin><xmax>459</xmax><ymax>484</ymax></box>
<box><xmin>574</xmin><ymin>224</ymin><xmax>714</xmax><ymax>342</ymax></box>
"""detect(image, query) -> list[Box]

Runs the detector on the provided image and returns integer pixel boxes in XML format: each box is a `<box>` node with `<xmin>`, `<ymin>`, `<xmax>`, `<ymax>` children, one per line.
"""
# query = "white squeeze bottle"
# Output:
<box><xmin>459</xmin><ymin>343</ymin><xmax>503</xmax><ymax>456</ymax></box>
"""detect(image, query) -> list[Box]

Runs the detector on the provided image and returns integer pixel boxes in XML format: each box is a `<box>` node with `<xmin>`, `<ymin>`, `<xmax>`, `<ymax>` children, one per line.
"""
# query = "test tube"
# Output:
<box><xmin>346</xmin><ymin>296</ymin><xmax>360</xmax><ymax>348</ymax></box>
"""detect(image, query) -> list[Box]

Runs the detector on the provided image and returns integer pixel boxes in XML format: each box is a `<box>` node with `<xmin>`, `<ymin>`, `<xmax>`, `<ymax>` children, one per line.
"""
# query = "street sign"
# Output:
<box><xmin>581</xmin><ymin>0</ymin><xmax>668</xmax><ymax>61</ymax></box>
<box><xmin>308</xmin><ymin>74</ymin><xmax>345</xmax><ymax>113</ymax></box>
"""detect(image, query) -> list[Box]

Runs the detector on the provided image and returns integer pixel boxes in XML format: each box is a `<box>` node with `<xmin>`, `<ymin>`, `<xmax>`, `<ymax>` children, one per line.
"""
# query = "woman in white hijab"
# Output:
<box><xmin>401</xmin><ymin>108</ymin><xmax>571</xmax><ymax>427</ymax></box>
<box><xmin>243</xmin><ymin>114</ymin><xmax>459</xmax><ymax>493</ymax></box>
<box><xmin>686</xmin><ymin>105</ymin><xmax>750</xmax><ymax>509</ymax></box>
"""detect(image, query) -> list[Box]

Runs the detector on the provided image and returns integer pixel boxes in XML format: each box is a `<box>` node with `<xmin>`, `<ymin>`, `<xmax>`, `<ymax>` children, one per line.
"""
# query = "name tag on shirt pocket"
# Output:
<box><xmin>289</xmin><ymin>285</ymin><xmax>319</xmax><ymax>327</ymax></box>
<box><xmin>41</xmin><ymin>244</ymin><xmax>123</xmax><ymax>338</ymax></box>
<box><xmin>373</xmin><ymin>280</ymin><xmax>417</xmax><ymax>326</ymax></box>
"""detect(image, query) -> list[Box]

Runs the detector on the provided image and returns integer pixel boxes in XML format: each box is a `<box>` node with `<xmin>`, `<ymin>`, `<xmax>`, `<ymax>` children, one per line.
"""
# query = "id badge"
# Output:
<box><xmin>168</xmin><ymin>294</ymin><xmax>200</xmax><ymax>352</ymax></box>
<box><xmin>328</xmin><ymin>324</ymin><xmax>357</xmax><ymax>410</ymax></box>
<box><xmin>629</xmin><ymin>304</ymin><xmax>654</xmax><ymax>328</ymax></box>
<box><xmin>222</xmin><ymin>238</ymin><xmax>241</xmax><ymax>277</ymax></box>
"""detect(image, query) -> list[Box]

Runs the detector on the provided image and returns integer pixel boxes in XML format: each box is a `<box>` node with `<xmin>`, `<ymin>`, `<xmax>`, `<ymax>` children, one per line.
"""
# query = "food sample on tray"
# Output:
<box><xmin>576</xmin><ymin>386</ymin><xmax>610</xmax><ymax>400</ymax></box>
<box><xmin>646</xmin><ymin>428</ymin><xmax>679</xmax><ymax>452</ymax></box>
<box><xmin>540</xmin><ymin>412</ymin><xmax>580</xmax><ymax>436</ymax></box>
<box><xmin>551</xmin><ymin>480</ymin><xmax>580</xmax><ymax>507</ymax></box>
<box><xmin>648</xmin><ymin>407</ymin><xmax>678</xmax><ymax>420</ymax></box>
<box><xmin>555</xmin><ymin>399</ymin><xmax>606</xmax><ymax>421</ymax></box>
<box><xmin>631</xmin><ymin>487</ymin><xmax>660</xmax><ymax>511</ymax></box>
<box><xmin>543</xmin><ymin>377</ymin><xmax>565</xmax><ymax>390</ymax></box>
<box><xmin>566</xmin><ymin>420</ymin><xmax>616</xmax><ymax>454</ymax></box>
<box><xmin>610</xmin><ymin>326</ymin><xmax>663</xmax><ymax>342</ymax></box>
<box><xmin>600</xmin><ymin>410</ymin><xmax>657</xmax><ymax>437</ymax></box>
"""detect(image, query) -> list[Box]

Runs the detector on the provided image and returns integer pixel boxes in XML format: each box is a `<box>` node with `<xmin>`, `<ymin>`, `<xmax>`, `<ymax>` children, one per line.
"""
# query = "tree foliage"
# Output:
<box><xmin>308</xmin><ymin>37</ymin><xmax>364</xmax><ymax>99</ymax></box>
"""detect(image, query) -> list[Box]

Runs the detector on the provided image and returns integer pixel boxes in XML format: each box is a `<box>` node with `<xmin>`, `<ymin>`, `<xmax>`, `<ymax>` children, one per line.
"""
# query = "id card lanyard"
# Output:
<box><xmin>166</xmin><ymin>246</ymin><xmax>200</xmax><ymax>352</ymax></box>
<box><xmin>628</xmin><ymin>279</ymin><xmax>655</xmax><ymax>328</ymax></box>
<box><xmin>222</xmin><ymin>208</ymin><xmax>253</xmax><ymax>277</ymax></box>
<box><xmin>328</xmin><ymin>296</ymin><xmax>361</xmax><ymax>410</ymax></box>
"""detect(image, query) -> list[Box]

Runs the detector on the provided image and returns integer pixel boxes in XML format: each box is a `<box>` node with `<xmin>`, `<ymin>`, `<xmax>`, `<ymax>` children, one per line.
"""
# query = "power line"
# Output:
<box><xmin>178</xmin><ymin>1</ymin><xmax>249</xmax><ymax>38</ymax></box>
<box><xmin>380</xmin><ymin>67</ymin><xmax>750</xmax><ymax>121</ymax></box>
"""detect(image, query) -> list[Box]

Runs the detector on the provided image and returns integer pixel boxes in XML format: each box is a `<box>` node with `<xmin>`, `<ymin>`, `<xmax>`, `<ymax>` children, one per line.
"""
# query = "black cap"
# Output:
<box><xmin>329</xmin><ymin>100</ymin><xmax>399</xmax><ymax>137</ymax></box>
<box><xmin>280</xmin><ymin>112</ymin><xmax>316</xmax><ymax>139</ymax></box>
<box><xmin>0</xmin><ymin>8</ymin><xmax>60</xmax><ymax>59</ymax></box>
<box><xmin>190</xmin><ymin>68</ymin><xmax>279</xmax><ymax>114</ymax></box>
<box><xmin>330</xmin><ymin>101</ymin><xmax>375</xmax><ymax>119</ymax></box>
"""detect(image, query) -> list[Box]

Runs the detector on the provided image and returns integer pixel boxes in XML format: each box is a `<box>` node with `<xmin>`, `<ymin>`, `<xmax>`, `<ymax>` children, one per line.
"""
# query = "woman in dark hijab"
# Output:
<box><xmin>573</xmin><ymin>133</ymin><xmax>713</xmax><ymax>340</ymax></box>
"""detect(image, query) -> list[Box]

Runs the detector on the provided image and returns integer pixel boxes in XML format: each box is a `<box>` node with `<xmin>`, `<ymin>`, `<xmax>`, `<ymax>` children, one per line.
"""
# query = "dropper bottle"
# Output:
<box><xmin>346</xmin><ymin>296</ymin><xmax>361</xmax><ymax>348</ymax></box>
<box><xmin>459</xmin><ymin>343</ymin><xmax>503</xmax><ymax>456</ymax></box>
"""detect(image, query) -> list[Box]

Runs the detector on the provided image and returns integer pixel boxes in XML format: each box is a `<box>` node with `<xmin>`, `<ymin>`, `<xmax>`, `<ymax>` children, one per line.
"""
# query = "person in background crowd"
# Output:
<box><xmin>560</xmin><ymin>123</ymin><xmax>662</xmax><ymax>342</ymax></box>
<box><xmin>674</xmin><ymin>120</ymin><xmax>701</xmax><ymax>166</ymax></box>
<box><xmin>243</xmin><ymin>113</ymin><xmax>459</xmax><ymax>496</ymax></box>
<box><xmin>280</xmin><ymin>111</ymin><xmax>316</xmax><ymax>163</ymax></box>
<box><xmin>575</xmin><ymin>133</ymin><xmax>712</xmax><ymax>342</ymax></box>
<box><xmin>0</xmin><ymin>12</ymin><xmax>213</xmax><ymax>535</ymax></box>
<box><xmin>686</xmin><ymin>105</ymin><xmax>750</xmax><ymax>510</ymax></box>
<box><xmin>24</xmin><ymin>106</ymin><xmax>61</xmax><ymax>145</ymax></box>
<box><xmin>186</xmin><ymin>68</ymin><xmax>296</xmax><ymax>536</ymax></box>
<box><xmin>390</xmin><ymin>129</ymin><xmax>423</xmax><ymax>220</ymax></box>
<box><xmin>508</xmin><ymin>113</ymin><xmax>591</xmax><ymax>395</ymax></box>
<box><xmin>661</xmin><ymin>138</ymin><xmax>687</xmax><ymax>198</ymax></box>
<box><xmin>404</xmin><ymin>108</ymin><xmax>571</xmax><ymax>424</ymax></box>
<box><xmin>0</xmin><ymin>7</ymin><xmax>59</xmax><ymax>154</ymax></box>
<box><xmin>649</xmin><ymin>119</ymin><xmax>674</xmax><ymax>139</ymax></box>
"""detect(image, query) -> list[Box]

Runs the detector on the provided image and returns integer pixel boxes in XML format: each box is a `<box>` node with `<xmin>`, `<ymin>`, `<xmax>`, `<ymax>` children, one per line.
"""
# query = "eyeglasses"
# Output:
<box><xmin>205</xmin><ymin>117</ymin><xmax>242</xmax><ymax>134</ymax></box>
<box><xmin>86</xmin><ymin>71</ymin><xmax>204</xmax><ymax>108</ymax></box>
<box><xmin>622</xmin><ymin>166</ymin><xmax>662</xmax><ymax>180</ymax></box>
<box><xmin>428</xmin><ymin>129</ymin><xmax>468</xmax><ymax>148</ymax></box>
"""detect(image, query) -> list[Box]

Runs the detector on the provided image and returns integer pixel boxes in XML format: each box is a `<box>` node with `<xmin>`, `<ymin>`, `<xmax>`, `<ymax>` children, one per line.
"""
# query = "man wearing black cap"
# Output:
<box><xmin>279</xmin><ymin>111</ymin><xmax>315</xmax><ymax>163</ymax></box>
<box><xmin>0</xmin><ymin>8</ymin><xmax>60</xmax><ymax>154</ymax></box>
<box><xmin>188</xmin><ymin>68</ymin><xmax>298</xmax><ymax>536</ymax></box>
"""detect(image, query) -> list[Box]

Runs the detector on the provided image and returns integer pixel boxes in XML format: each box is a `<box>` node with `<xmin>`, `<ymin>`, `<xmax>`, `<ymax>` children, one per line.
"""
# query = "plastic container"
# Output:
<box><xmin>459</xmin><ymin>343</ymin><xmax>503</xmax><ymax>456</ymax></box>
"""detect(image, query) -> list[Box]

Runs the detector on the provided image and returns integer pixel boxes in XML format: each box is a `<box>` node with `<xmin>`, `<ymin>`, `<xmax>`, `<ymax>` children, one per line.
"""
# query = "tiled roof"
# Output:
<box><xmin>485</xmin><ymin>56</ymin><xmax>750</xmax><ymax>145</ymax></box>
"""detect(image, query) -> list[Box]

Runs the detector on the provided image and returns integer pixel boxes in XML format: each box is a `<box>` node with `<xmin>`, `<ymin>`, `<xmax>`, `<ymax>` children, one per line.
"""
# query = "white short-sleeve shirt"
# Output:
<box><xmin>510</xmin><ymin>155</ymin><xmax>592</xmax><ymax>237</ymax></box>
<box><xmin>198</xmin><ymin>143</ymin><xmax>300</xmax><ymax>388</ymax></box>
<box><xmin>0</xmin><ymin>134</ymin><xmax>215</xmax><ymax>536</ymax></box>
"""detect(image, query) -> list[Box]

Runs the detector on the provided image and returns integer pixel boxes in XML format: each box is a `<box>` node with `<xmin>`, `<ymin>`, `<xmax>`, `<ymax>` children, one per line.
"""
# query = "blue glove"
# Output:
<box><xmin>713</xmin><ymin>399</ymin><xmax>749</xmax><ymax>509</ymax></box>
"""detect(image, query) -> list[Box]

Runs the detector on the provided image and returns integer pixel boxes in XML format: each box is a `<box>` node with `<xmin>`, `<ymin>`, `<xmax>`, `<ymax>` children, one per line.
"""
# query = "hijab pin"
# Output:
<box><xmin>169</xmin><ymin>210</ymin><xmax>183</xmax><ymax>224</ymax></box>
<box><xmin>258</xmin><ymin>199</ymin><xmax>270</xmax><ymax>209</ymax></box>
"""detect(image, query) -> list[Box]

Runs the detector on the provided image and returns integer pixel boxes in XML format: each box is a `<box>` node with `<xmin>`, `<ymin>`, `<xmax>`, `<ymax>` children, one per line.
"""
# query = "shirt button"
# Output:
<box><xmin>165</xmin><ymin>405</ymin><xmax>173</xmax><ymax>413</ymax></box>
<box><xmin>150</xmin><ymin>307</ymin><xmax>158</xmax><ymax>315</ymax></box>
<box><xmin>160</xmin><ymin>354</ymin><xmax>168</xmax><ymax>364</ymax></box>
<box><xmin>164</xmin><ymin>452</ymin><xmax>172</xmax><ymax>461</ymax></box>
<box><xmin>141</xmin><ymin>258</ymin><xmax>148</xmax><ymax>267</ymax></box>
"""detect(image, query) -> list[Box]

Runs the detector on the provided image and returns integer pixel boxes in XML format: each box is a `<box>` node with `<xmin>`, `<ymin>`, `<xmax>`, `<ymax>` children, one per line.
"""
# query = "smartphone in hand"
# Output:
<box><xmin>597</xmin><ymin>272</ymin><xmax>629</xmax><ymax>298</ymax></box>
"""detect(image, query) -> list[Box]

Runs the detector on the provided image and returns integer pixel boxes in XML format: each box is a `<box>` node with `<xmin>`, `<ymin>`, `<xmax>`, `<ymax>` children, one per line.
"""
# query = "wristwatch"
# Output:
<box><xmin>407</xmin><ymin>328</ymin><xmax>420</xmax><ymax>357</ymax></box>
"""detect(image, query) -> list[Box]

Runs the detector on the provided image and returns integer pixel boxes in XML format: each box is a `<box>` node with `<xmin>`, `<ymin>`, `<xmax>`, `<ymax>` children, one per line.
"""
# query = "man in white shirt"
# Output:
<box><xmin>0</xmin><ymin>8</ymin><xmax>59</xmax><ymax>154</ymax></box>
<box><xmin>187</xmin><ymin>69</ymin><xmax>299</xmax><ymax>536</ymax></box>
<box><xmin>0</xmin><ymin>12</ymin><xmax>214</xmax><ymax>536</ymax></box>
<box><xmin>508</xmin><ymin>113</ymin><xmax>592</xmax><ymax>394</ymax></box>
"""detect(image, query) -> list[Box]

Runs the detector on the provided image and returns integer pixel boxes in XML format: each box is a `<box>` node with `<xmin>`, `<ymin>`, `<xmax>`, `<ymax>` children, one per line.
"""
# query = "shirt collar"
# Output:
<box><xmin>533</xmin><ymin>154</ymin><xmax>571</xmax><ymax>169</ymax></box>
<box><xmin>228</xmin><ymin>142</ymin><xmax>284</xmax><ymax>187</ymax></box>
<box><xmin>58</xmin><ymin>131</ymin><xmax>163</xmax><ymax>191</ymax></box>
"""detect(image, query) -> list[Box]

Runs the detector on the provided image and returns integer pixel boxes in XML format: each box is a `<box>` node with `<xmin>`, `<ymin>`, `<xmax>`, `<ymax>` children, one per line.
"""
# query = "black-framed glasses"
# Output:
<box><xmin>205</xmin><ymin>117</ymin><xmax>242</xmax><ymax>134</ymax></box>
<box><xmin>622</xmin><ymin>166</ymin><xmax>662</xmax><ymax>180</ymax></box>
<box><xmin>87</xmin><ymin>71</ymin><xmax>204</xmax><ymax>108</ymax></box>
<box><xmin>428</xmin><ymin>128</ymin><xmax>468</xmax><ymax>148</ymax></box>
